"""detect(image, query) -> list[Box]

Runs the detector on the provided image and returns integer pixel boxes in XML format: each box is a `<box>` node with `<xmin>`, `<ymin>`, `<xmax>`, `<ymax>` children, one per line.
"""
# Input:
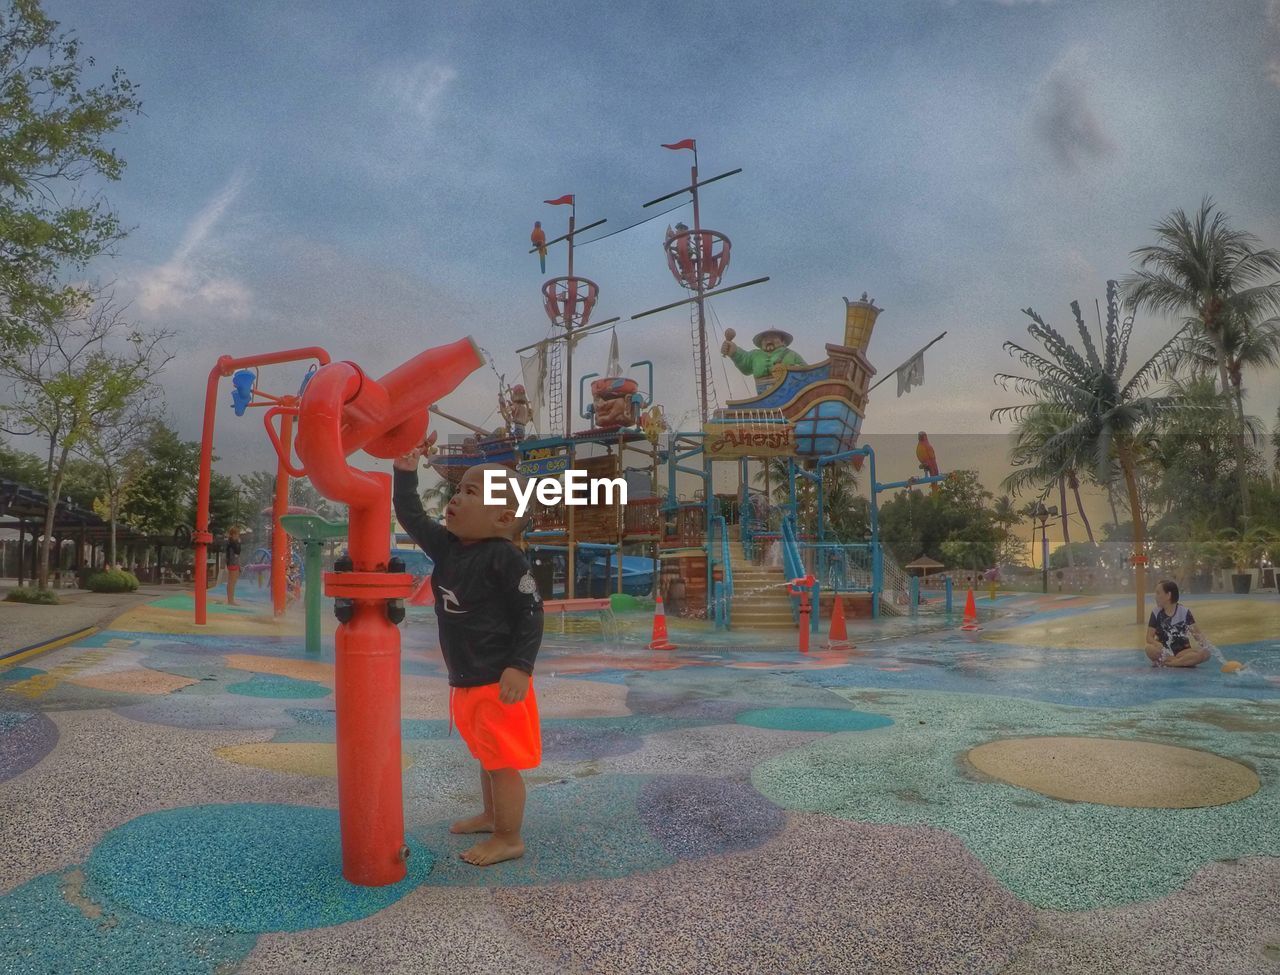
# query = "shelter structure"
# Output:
<box><xmin>905</xmin><ymin>555</ymin><xmax>946</xmax><ymax>578</ymax></box>
<box><xmin>0</xmin><ymin>477</ymin><xmax>171</xmax><ymax>585</ymax></box>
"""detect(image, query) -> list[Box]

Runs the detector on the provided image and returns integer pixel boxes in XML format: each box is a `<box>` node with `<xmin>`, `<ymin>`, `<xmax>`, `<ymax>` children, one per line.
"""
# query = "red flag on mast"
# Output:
<box><xmin>661</xmin><ymin>139</ymin><xmax>696</xmax><ymax>151</ymax></box>
<box><xmin>543</xmin><ymin>194</ymin><xmax>574</xmax><ymax>205</ymax></box>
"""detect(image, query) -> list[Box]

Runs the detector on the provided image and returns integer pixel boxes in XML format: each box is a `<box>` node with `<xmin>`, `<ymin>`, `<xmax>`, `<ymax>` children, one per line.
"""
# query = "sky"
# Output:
<box><xmin>12</xmin><ymin>0</ymin><xmax>1280</xmax><ymax>537</ymax></box>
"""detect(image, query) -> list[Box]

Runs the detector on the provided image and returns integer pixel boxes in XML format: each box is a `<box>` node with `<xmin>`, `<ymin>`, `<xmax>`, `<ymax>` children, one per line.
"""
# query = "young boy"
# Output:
<box><xmin>392</xmin><ymin>432</ymin><xmax>543</xmax><ymax>866</ymax></box>
<box><xmin>1144</xmin><ymin>579</ymin><xmax>1211</xmax><ymax>668</ymax></box>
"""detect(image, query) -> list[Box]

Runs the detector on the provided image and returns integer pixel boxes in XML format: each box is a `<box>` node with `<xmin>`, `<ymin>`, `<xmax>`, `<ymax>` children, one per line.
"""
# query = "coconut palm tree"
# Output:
<box><xmin>1002</xmin><ymin>406</ymin><xmax>1094</xmax><ymax>556</ymax></box>
<box><xmin>1123</xmin><ymin>198</ymin><xmax>1280</xmax><ymax>522</ymax></box>
<box><xmin>1273</xmin><ymin>406</ymin><xmax>1280</xmax><ymax>484</ymax></box>
<box><xmin>991</xmin><ymin>494</ymin><xmax>1023</xmax><ymax>565</ymax></box>
<box><xmin>1190</xmin><ymin>308</ymin><xmax>1280</xmax><ymax>504</ymax></box>
<box><xmin>993</xmin><ymin>281</ymin><xmax>1193</xmax><ymax>624</ymax></box>
<box><xmin>750</xmin><ymin>456</ymin><xmax>860</xmax><ymax>539</ymax></box>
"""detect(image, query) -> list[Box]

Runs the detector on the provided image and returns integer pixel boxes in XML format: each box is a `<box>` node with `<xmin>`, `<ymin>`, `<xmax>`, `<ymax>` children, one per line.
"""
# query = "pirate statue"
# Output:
<box><xmin>498</xmin><ymin>384</ymin><xmax>532</xmax><ymax>439</ymax></box>
<box><xmin>720</xmin><ymin>327</ymin><xmax>806</xmax><ymax>392</ymax></box>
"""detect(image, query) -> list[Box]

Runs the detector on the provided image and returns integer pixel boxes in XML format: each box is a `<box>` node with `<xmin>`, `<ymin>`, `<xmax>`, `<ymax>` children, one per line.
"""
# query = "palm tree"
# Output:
<box><xmin>991</xmin><ymin>494</ymin><xmax>1023</xmax><ymax>565</ymax></box>
<box><xmin>1203</xmin><ymin>309</ymin><xmax>1280</xmax><ymax>505</ymax></box>
<box><xmin>749</xmin><ymin>456</ymin><xmax>861</xmax><ymax>539</ymax></box>
<box><xmin>1273</xmin><ymin>406</ymin><xmax>1280</xmax><ymax>484</ymax></box>
<box><xmin>419</xmin><ymin>476</ymin><xmax>456</xmax><ymax>518</ymax></box>
<box><xmin>993</xmin><ymin>281</ymin><xmax>1192</xmax><ymax>624</ymax></box>
<box><xmin>1002</xmin><ymin>405</ymin><xmax>1091</xmax><ymax>562</ymax></box>
<box><xmin>1123</xmin><ymin>198</ymin><xmax>1280</xmax><ymax>522</ymax></box>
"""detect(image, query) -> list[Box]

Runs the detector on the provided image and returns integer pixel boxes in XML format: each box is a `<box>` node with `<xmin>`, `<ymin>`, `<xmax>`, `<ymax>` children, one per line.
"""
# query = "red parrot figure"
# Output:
<box><xmin>531</xmin><ymin>221</ymin><xmax>547</xmax><ymax>274</ymax></box>
<box><xmin>917</xmin><ymin>431</ymin><xmax>940</xmax><ymax>494</ymax></box>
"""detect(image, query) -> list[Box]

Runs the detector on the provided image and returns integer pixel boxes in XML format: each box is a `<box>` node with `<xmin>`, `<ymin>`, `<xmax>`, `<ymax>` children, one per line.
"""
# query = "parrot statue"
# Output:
<box><xmin>916</xmin><ymin>431</ymin><xmax>940</xmax><ymax>494</ymax></box>
<box><xmin>531</xmin><ymin>221</ymin><xmax>547</xmax><ymax>274</ymax></box>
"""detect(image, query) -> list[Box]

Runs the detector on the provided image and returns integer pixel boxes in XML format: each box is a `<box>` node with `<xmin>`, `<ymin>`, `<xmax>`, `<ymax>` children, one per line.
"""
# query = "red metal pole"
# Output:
<box><xmin>270</xmin><ymin>410</ymin><xmax>294</xmax><ymax>616</ymax></box>
<box><xmin>293</xmin><ymin>337</ymin><xmax>482</xmax><ymax>886</ymax></box>
<box><xmin>193</xmin><ymin>347</ymin><xmax>329</xmax><ymax>626</ymax></box>
<box><xmin>194</xmin><ymin>357</ymin><xmax>233</xmax><ymax>625</ymax></box>
<box><xmin>792</xmin><ymin>575</ymin><xmax>815</xmax><ymax>654</ymax></box>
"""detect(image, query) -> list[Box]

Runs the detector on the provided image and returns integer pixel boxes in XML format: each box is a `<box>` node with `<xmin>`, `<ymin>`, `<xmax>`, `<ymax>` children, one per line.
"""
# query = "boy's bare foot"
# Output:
<box><xmin>459</xmin><ymin>836</ymin><xmax>524</xmax><ymax>866</ymax></box>
<box><xmin>449</xmin><ymin>813</ymin><xmax>494</xmax><ymax>834</ymax></box>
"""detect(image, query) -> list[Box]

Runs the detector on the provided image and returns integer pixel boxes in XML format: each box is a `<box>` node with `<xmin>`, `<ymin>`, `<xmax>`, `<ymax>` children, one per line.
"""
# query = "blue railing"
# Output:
<box><xmin>801</xmin><ymin>542</ymin><xmax>874</xmax><ymax>593</ymax></box>
<box><xmin>780</xmin><ymin>511</ymin><xmax>820</xmax><ymax>632</ymax></box>
<box><xmin>709</xmin><ymin>514</ymin><xmax>733</xmax><ymax>630</ymax></box>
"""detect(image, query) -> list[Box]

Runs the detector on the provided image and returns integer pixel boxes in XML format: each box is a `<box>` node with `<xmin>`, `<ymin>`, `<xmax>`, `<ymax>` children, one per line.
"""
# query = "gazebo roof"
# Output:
<box><xmin>0</xmin><ymin>477</ymin><xmax>161</xmax><ymax>545</ymax></box>
<box><xmin>905</xmin><ymin>555</ymin><xmax>946</xmax><ymax>570</ymax></box>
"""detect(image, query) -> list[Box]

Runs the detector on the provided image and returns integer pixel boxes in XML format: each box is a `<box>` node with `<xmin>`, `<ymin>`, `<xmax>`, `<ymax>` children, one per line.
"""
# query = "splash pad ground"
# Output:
<box><xmin>2</xmin><ymin>585</ymin><xmax>1279</xmax><ymax>974</ymax></box>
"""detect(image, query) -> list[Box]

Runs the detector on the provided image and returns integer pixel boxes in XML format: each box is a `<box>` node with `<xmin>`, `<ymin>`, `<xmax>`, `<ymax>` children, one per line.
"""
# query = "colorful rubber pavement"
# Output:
<box><xmin>2</xmin><ymin>586</ymin><xmax>1279</xmax><ymax>974</ymax></box>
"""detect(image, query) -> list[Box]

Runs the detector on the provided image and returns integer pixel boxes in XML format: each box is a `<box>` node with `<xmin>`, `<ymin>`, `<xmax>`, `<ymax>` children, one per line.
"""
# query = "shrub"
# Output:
<box><xmin>86</xmin><ymin>570</ymin><xmax>140</xmax><ymax>593</ymax></box>
<box><xmin>4</xmin><ymin>587</ymin><xmax>61</xmax><ymax>605</ymax></box>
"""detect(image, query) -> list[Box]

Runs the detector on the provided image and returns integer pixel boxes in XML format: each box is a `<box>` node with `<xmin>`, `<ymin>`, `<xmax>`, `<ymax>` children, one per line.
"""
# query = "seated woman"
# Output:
<box><xmin>1144</xmin><ymin>579</ymin><xmax>1211</xmax><ymax>668</ymax></box>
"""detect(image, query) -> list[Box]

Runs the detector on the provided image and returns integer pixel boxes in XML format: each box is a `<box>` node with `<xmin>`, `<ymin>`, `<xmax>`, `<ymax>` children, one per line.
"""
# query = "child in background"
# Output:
<box><xmin>393</xmin><ymin>432</ymin><xmax>543</xmax><ymax>866</ymax></box>
<box><xmin>1144</xmin><ymin>579</ymin><xmax>1211</xmax><ymax>668</ymax></box>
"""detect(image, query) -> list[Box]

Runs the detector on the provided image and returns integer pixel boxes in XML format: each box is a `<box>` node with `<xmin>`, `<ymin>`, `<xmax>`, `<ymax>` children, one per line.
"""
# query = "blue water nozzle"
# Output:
<box><xmin>230</xmin><ymin>369</ymin><xmax>255</xmax><ymax>416</ymax></box>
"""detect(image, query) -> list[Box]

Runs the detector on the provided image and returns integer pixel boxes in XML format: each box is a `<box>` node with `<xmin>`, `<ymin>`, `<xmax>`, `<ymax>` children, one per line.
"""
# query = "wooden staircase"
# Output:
<box><xmin>725</xmin><ymin>536</ymin><xmax>797</xmax><ymax>630</ymax></box>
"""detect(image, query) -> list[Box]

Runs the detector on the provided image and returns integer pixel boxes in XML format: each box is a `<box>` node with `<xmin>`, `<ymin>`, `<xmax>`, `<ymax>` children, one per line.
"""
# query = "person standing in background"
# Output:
<box><xmin>226</xmin><ymin>527</ymin><xmax>242</xmax><ymax>605</ymax></box>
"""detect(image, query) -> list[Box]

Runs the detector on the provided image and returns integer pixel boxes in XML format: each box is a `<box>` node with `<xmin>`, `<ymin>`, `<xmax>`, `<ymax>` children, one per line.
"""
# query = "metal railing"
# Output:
<box><xmin>709</xmin><ymin>514</ymin><xmax>734</xmax><ymax>630</ymax></box>
<box><xmin>780</xmin><ymin>511</ymin><xmax>820</xmax><ymax>631</ymax></box>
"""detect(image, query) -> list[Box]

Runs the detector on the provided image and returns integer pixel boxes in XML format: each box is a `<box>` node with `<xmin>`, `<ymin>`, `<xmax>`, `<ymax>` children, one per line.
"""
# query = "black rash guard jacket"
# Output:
<box><xmin>393</xmin><ymin>469</ymin><xmax>543</xmax><ymax>687</ymax></box>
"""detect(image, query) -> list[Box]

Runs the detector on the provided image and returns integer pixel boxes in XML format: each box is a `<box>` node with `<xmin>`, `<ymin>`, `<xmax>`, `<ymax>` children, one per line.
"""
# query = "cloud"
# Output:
<box><xmin>376</xmin><ymin>60</ymin><xmax>457</xmax><ymax>122</ymax></box>
<box><xmin>1268</xmin><ymin>0</ymin><xmax>1280</xmax><ymax>87</ymax></box>
<box><xmin>1031</xmin><ymin>48</ymin><xmax>1116</xmax><ymax>171</ymax></box>
<box><xmin>135</xmin><ymin>170</ymin><xmax>254</xmax><ymax>321</ymax></box>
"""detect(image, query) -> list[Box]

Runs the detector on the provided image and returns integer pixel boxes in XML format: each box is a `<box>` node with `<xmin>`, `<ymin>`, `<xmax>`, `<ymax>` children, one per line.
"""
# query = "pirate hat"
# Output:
<box><xmin>752</xmin><ymin>328</ymin><xmax>793</xmax><ymax>348</ymax></box>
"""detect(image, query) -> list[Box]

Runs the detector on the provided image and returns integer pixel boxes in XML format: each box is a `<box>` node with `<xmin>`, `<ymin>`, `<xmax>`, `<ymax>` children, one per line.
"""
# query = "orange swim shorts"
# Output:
<box><xmin>450</xmin><ymin>681</ymin><xmax>541</xmax><ymax>771</ymax></box>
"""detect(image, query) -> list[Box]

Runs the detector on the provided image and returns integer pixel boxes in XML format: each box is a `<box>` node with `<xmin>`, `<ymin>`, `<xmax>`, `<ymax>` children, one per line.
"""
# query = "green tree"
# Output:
<box><xmin>1049</xmin><ymin>541</ymin><xmax>1101</xmax><ymax>570</ymax></box>
<box><xmin>993</xmin><ymin>280</ymin><xmax>1192</xmax><ymax>624</ymax></box>
<box><xmin>0</xmin><ymin>436</ymin><xmax>42</xmax><ymax>481</ymax></box>
<box><xmin>232</xmin><ymin>469</ymin><xmax>340</xmax><ymax>550</ymax></box>
<box><xmin>120</xmin><ymin>421</ymin><xmax>199</xmax><ymax>540</ymax></box>
<box><xmin>991</xmin><ymin>494</ymin><xmax>1025</xmax><ymax>565</ymax></box>
<box><xmin>878</xmin><ymin>470</ymin><xmax>1001</xmax><ymax>570</ymax></box>
<box><xmin>237</xmin><ymin>469</ymin><xmax>276</xmax><ymax>542</ymax></box>
<box><xmin>0</xmin><ymin>292</ymin><xmax>171</xmax><ymax>585</ymax></box>
<box><xmin>1273</xmin><ymin>406</ymin><xmax>1280</xmax><ymax>483</ymax></box>
<box><xmin>0</xmin><ymin>0</ymin><xmax>141</xmax><ymax>351</ymax></box>
<box><xmin>1146</xmin><ymin>376</ymin><xmax>1262</xmax><ymax>534</ymax></box>
<box><xmin>77</xmin><ymin>396</ymin><xmax>160</xmax><ymax>565</ymax></box>
<box><xmin>206</xmin><ymin>472</ymin><xmax>244</xmax><ymax>541</ymax></box>
<box><xmin>1123</xmin><ymin>199</ymin><xmax>1280</xmax><ymax>523</ymax></box>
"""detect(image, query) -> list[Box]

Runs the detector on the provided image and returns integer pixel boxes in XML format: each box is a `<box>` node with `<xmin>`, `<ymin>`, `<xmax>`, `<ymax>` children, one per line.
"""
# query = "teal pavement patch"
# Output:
<box><xmin>85</xmin><ymin>804</ymin><xmax>434</xmax><ymax>932</ymax></box>
<box><xmin>736</xmin><ymin>707</ymin><xmax>893</xmax><ymax>733</ymax></box>
<box><xmin>0</xmin><ymin>870</ymin><xmax>256</xmax><ymax>975</ymax></box>
<box><xmin>227</xmin><ymin>674</ymin><xmax>330</xmax><ymax>699</ymax></box>
<box><xmin>751</xmin><ymin>689</ymin><xmax>1280</xmax><ymax>910</ymax></box>
<box><xmin>0</xmin><ymin>666</ymin><xmax>44</xmax><ymax>683</ymax></box>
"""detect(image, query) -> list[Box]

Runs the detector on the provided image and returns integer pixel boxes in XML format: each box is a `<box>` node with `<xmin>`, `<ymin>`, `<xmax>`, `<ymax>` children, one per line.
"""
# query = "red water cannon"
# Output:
<box><xmin>290</xmin><ymin>336</ymin><xmax>484</xmax><ymax>887</ymax></box>
<box><xmin>789</xmin><ymin>574</ymin><xmax>817</xmax><ymax>654</ymax></box>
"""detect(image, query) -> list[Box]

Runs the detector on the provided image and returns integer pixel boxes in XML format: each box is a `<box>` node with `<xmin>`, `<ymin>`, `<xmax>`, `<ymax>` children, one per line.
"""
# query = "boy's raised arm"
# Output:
<box><xmin>392</xmin><ymin>466</ymin><xmax>451</xmax><ymax>562</ymax></box>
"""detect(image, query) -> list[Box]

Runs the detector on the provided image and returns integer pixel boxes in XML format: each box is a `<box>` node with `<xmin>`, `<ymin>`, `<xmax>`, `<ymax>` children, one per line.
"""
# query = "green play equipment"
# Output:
<box><xmin>279</xmin><ymin>514</ymin><xmax>349</xmax><ymax>655</ymax></box>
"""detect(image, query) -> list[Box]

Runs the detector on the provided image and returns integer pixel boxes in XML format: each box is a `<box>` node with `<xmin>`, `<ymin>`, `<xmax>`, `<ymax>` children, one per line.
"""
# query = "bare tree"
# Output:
<box><xmin>0</xmin><ymin>288</ymin><xmax>172</xmax><ymax>587</ymax></box>
<box><xmin>75</xmin><ymin>392</ymin><xmax>164</xmax><ymax>566</ymax></box>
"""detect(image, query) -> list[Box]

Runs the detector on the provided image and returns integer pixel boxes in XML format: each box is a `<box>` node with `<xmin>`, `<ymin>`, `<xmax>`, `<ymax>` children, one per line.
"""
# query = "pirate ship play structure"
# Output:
<box><xmin>422</xmin><ymin>141</ymin><xmax>949</xmax><ymax>629</ymax></box>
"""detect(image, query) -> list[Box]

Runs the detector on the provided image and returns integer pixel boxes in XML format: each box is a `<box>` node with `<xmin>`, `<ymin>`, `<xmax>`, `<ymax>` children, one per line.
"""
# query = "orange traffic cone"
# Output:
<box><xmin>648</xmin><ymin>594</ymin><xmax>677</xmax><ymax>651</ymax></box>
<box><xmin>827</xmin><ymin>595</ymin><xmax>853</xmax><ymax>649</ymax></box>
<box><xmin>408</xmin><ymin>575</ymin><xmax>434</xmax><ymax>606</ymax></box>
<box><xmin>961</xmin><ymin>588</ymin><xmax>981</xmax><ymax>631</ymax></box>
